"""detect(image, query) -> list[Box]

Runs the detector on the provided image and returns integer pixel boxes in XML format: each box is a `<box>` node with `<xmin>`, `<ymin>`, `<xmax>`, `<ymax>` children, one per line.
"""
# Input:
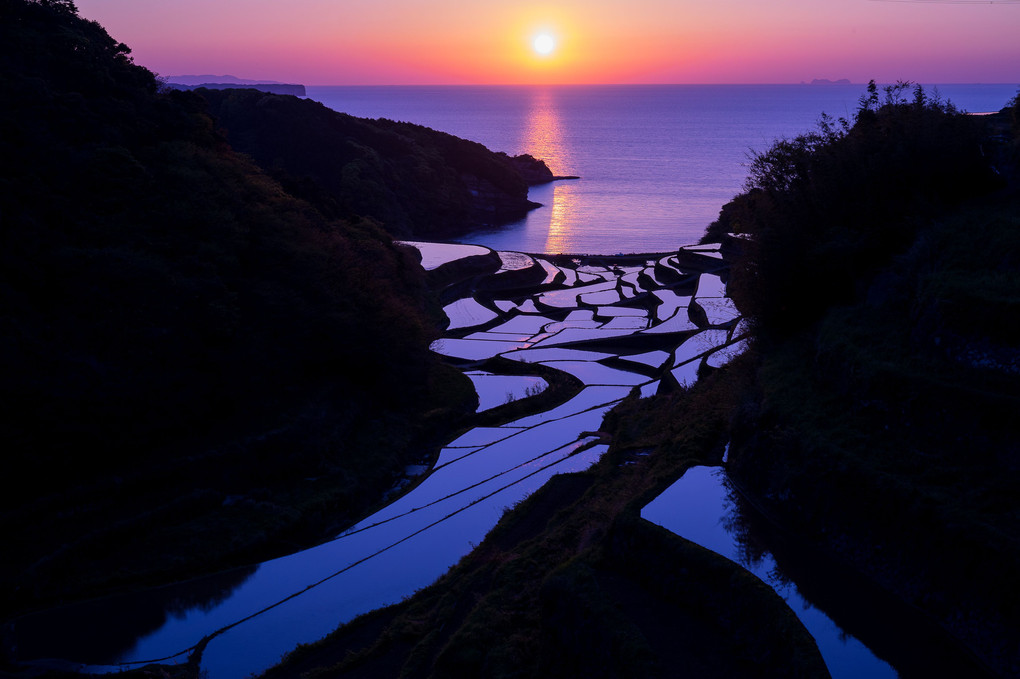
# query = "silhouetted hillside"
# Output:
<box><xmin>705</xmin><ymin>81</ymin><xmax>1003</xmax><ymax>334</ymax></box>
<box><xmin>0</xmin><ymin>0</ymin><xmax>473</xmax><ymax>612</ymax></box>
<box><xmin>199</xmin><ymin>88</ymin><xmax>545</xmax><ymax>238</ymax></box>
<box><xmin>703</xmin><ymin>84</ymin><xmax>1020</xmax><ymax>676</ymax></box>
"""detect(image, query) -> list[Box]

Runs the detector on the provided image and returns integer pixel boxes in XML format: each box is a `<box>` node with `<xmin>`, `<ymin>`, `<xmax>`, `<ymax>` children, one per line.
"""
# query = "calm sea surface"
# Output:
<box><xmin>307</xmin><ymin>84</ymin><xmax>1016</xmax><ymax>254</ymax></box>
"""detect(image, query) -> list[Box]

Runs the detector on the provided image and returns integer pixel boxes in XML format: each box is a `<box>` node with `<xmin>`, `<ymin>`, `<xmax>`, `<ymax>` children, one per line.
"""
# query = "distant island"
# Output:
<box><xmin>803</xmin><ymin>77</ymin><xmax>853</xmax><ymax>85</ymax></box>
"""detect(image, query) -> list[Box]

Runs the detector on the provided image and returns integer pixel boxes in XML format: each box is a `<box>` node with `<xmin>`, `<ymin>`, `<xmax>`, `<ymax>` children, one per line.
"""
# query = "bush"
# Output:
<box><xmin>716</xmin><ymin>81</ymin><xmax>1000</xmax><ymax>336</ymax></box>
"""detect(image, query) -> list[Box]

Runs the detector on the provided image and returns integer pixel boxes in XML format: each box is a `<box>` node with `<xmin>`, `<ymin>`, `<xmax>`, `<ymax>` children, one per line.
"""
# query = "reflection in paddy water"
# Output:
<box><xmin>643</xmin><ymin>466</ymin><xmax>993</xmax><ymax>679</ymax></box>
<box><xmin>642</xmin><ymin>467</ymin><xmax>897</xmax><ymax>678</ymax></box>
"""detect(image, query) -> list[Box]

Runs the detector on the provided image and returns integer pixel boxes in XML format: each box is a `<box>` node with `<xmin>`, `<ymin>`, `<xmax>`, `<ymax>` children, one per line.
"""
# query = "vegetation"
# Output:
<box><xmin>706</xmin><ymin>84</ymin><xmax>1020</xmax><ymax>676</ymax></box>
<box><xmin>705</xmin><ymin>80</ymin><xmax>1004</xmax><ymax>335</ymax></box>
<box><xmin>0</xmin><ymin>0</ymin><xmax>492</xmax><ymax>616</ymax></box>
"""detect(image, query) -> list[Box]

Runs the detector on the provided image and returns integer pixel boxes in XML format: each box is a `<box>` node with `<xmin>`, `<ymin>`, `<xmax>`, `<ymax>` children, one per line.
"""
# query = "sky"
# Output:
<box><xmin>76</xmin><ymin>0</ymin><xmax>1020</xmax><ymax>85</ymax></box>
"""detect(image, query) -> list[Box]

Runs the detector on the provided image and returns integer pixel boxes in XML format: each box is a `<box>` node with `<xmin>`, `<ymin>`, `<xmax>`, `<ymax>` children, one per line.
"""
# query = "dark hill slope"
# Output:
<box><xmin>199</xmin><ymin>88</ymin><xmax>545</xmax><ymax>238</ymax></box>
<box><xmin>0</xmin><ymin>0</ymin><xmax>472</xmax><ymax>614</ymax></box>
<box><xmin>708</xmin><ymin>86</ymin><xmax>1020</xmax><ymax>676</ymax></box>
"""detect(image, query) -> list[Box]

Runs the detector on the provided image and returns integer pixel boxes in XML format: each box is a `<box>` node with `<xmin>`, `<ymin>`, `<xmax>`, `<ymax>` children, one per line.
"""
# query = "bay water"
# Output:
<box><xmin>307</xmin><ymin>83</ymin><xmax>1017</xmax><ymax>254</ymax></box>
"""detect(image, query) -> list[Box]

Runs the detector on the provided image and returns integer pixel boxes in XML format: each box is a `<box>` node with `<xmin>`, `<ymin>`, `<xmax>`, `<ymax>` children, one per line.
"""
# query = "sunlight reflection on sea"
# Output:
<box><xmin>307</xmin><ymin>84</ymin><xmax>1019</xmax><ymax>254</ymax></box>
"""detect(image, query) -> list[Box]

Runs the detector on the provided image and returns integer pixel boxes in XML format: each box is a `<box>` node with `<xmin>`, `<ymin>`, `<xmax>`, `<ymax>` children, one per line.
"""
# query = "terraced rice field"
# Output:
<box><xmin>13</xmin><ymin>241</ymin><xmax>748</xmax><ymax>679</ymax></box>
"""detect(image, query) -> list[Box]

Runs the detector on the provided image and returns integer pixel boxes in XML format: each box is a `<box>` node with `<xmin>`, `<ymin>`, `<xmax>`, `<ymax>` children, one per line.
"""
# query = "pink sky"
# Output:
<box><xmin>76</xmin><ymin>0</ymin><xmax>1019</xmax><ymax>85</ymax></box>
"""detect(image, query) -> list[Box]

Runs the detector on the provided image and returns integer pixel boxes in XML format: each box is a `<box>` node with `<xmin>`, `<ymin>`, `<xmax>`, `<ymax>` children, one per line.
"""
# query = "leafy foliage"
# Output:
<box><xmin>706</xmin><ymin>80</ymin><xmax>1001</xmax><ymax>336</ymax></box>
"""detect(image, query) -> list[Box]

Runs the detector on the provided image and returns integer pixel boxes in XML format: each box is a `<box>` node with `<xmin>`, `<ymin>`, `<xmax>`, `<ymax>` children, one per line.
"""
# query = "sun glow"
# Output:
<box><xmin>74</xmin><ymin>0</ymin><xmax>1020</xmax><ymax>85</ymax></box>
<box><xmin>533</xmin><ymin>33</ymin><xmax>556</xmax><ymax>56</ymax></box>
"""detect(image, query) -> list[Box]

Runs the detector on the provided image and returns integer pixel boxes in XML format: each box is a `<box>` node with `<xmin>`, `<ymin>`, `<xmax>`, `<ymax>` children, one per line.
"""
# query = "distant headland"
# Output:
<box><xmin>165</xmin><ymin>74</ymin><xmax>305</xmax><ymax>96</ymax></box>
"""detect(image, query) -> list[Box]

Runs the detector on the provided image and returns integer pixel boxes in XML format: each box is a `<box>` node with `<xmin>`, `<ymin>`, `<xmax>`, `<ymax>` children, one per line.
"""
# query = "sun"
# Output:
<box><xmin>532</xmin><ymin>33</ymin><xmax>556</xmax><ymax>56</ymax></box>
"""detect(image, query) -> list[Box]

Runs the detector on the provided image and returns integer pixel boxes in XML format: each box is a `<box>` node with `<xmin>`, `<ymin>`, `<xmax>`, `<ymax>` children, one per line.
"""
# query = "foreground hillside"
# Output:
<box><xmin>0</xmin><ymin>0</ymin><xmax>541</xmax><ymax>616</ymax></box>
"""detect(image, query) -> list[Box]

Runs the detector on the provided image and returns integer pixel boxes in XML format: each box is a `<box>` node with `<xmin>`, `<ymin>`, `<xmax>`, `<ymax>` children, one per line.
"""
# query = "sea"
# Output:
<box><xmin>306</xmin><ymin>83</ymin><xmax>1017</xmax><ymax>254</ymax></box>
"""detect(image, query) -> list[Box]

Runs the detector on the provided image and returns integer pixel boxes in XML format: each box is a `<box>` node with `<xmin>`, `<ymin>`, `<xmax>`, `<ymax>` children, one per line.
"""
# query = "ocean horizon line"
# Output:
<box><xmin>302</xmin><ymin>81</ymin><xmax>1019</xmax><ymax>88</ymax></box>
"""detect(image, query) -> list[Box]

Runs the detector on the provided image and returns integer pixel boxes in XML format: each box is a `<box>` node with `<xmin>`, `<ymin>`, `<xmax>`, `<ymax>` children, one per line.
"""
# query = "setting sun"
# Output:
<box><xmin>533</xmin><ymin>33</ymin><xmax>556</xmax><ymax>56</ymax></box>
<box><xmin>73</xmin><ymin>0</ymin><xmax>1020</xmax><ymax>84</ymax></box>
